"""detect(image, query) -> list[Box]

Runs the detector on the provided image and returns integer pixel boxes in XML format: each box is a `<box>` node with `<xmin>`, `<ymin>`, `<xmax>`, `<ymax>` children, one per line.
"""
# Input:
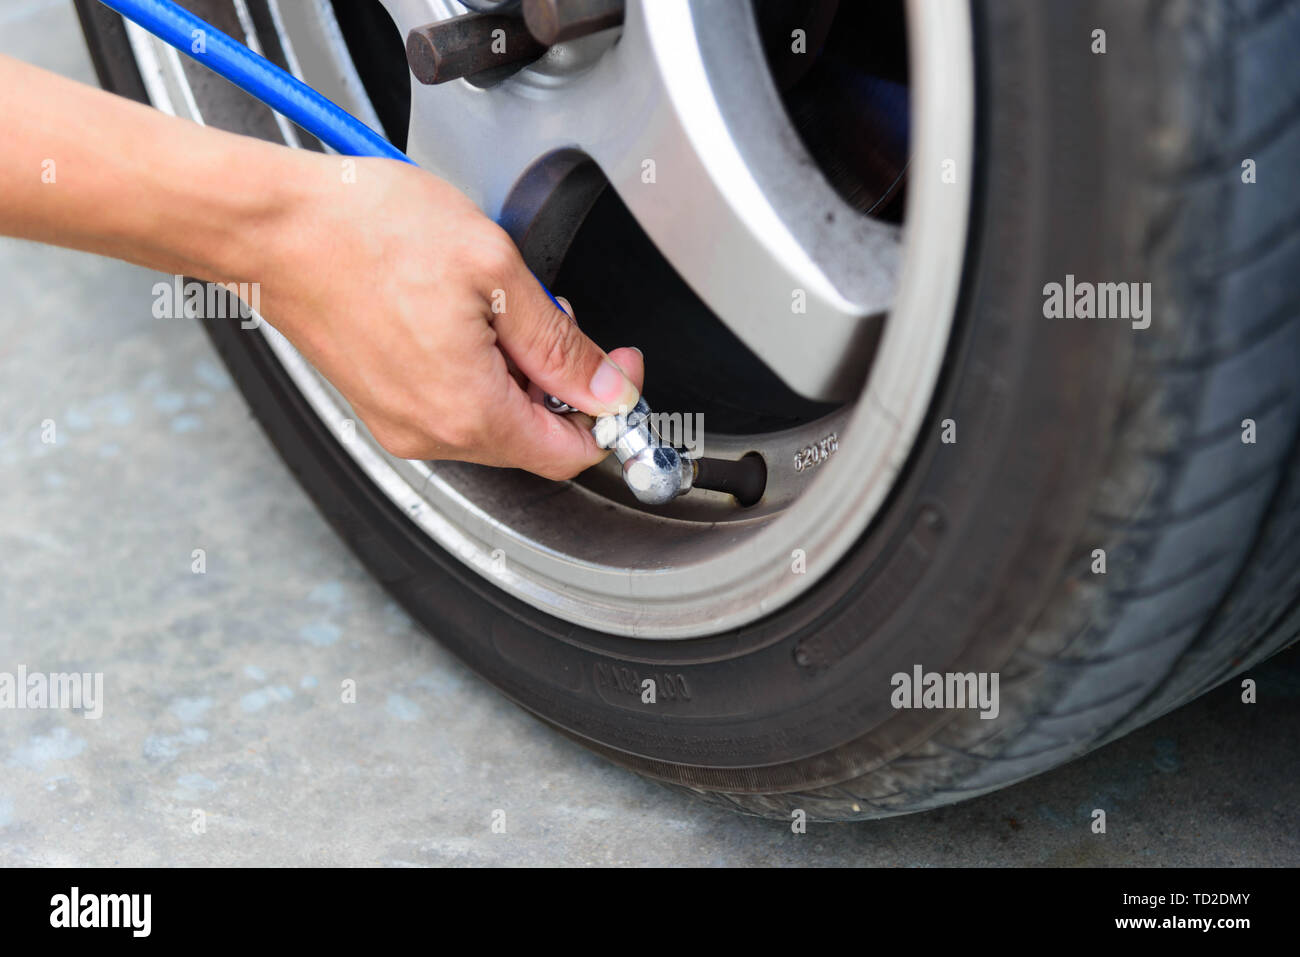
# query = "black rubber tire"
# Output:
<box><xmin>79</xmin><ymin>0</ymin><xmax>1300</xmax><ymax>821</ymax></box>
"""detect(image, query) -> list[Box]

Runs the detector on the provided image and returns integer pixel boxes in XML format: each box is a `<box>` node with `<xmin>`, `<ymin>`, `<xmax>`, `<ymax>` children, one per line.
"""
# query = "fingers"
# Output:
<box><xmin>510</xmin><ymin>343</ymin><xmax>645</xmax><ymax>478</ymax></box>
<box><xmin>490</xmin><ymin>264</ymin><xmax>642</xmax><ymax>417</ymax></box>
<box><xmin>492</xmin><ymin>368</ymin><xmax>611</xmax><ymax>480</ymax></box>
<box><xmin>513</xmin><ymin>304</ymin><xmax>645</xmax><ymax>478</ymax></box>
<box><xmin>522</xmin><ymin>312</ymin><xmax>644</xmax><ymax>405</ymax></box>
<box><xmin>605</xmin><ymin>346</ymin><xmax>644</xmax><ymax>392</ymax></box>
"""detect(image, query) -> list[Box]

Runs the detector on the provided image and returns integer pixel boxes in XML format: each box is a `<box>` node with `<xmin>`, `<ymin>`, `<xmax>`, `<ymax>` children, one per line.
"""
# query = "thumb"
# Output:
<box><xmin>492</xmin><ymin>278</ymin><xmax>642</xmax><ymax>417</ymax></box>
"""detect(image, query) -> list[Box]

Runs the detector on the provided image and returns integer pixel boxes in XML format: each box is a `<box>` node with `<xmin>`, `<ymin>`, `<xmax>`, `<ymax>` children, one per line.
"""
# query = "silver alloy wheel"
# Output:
<box><xmin>123</xmin><ymin>0</ymin><xmax>973</xmax><ymax>638</ymax></box>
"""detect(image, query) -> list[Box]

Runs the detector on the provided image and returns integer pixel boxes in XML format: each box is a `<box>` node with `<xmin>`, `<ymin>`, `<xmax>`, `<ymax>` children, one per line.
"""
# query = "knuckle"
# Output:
<box><xmin>534</xmin><ymin>313</ymin><xmax>587</xmax><ymax>382</ymax></box>
<box><xmin>464</xmin><ymin>227</ymin><xmax>518</xmax><ymax>284</ymax></box>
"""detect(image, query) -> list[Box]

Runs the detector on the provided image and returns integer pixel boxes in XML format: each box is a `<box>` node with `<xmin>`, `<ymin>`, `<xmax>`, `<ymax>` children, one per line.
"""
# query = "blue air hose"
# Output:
<box><xmin>98</xmin><ymin>0</ymin><xmax>412</xmax><ymax>165</ymax></box>
<box><xmin>96</xmin><ymin>0</ymin><xmax>564</xmax><ymax>309</ymax></box>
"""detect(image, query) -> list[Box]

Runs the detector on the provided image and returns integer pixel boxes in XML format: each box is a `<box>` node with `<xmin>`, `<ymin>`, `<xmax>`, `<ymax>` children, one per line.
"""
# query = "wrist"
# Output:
<box><xmin>187</xmin><ymin>139</ymin><xmax>321</xmax><ymax>287</ymax></box>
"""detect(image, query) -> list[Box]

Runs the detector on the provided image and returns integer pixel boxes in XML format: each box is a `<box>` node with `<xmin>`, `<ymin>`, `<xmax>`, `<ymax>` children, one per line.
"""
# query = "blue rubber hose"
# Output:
<box><xmin>96</xmin><ymin>0</ymin><xmax>565</xmax><ymax>310</ymax></box>
<box><xmin>97</xmin><ymin>0</ymin><xmax>412</xmax><ymax>164</ymax></box>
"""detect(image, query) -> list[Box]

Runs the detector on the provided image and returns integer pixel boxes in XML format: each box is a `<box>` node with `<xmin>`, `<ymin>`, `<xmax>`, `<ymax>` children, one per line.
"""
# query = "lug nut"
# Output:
<box><xmin>406</xmin><ymin>12</ymin><xmax>547</xmax><ymax>85</ymax></box>
<box><xmin>522</xmin><ymin>0</ymin><xmax>625</xmax><ymax>46</ymax></box>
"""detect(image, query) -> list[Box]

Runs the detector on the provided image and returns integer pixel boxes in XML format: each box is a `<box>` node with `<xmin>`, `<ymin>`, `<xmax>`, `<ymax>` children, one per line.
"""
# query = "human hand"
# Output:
<box><xmin>0</xmin><ymin>56</ymin><xmax>639</xmax><ymax>480</ymax></box>
<box><xmin>259</xmin><ymin>155</ymin><xmax>643</xmax><ymax>480</ymax></box>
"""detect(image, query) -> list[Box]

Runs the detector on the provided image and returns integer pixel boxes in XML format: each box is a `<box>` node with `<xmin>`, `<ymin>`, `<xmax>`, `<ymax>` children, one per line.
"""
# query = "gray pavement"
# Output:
<box><xmin>1</xmin><ymin>0</ymin><xmax>1297</xmax><ymax>867</ymax></box>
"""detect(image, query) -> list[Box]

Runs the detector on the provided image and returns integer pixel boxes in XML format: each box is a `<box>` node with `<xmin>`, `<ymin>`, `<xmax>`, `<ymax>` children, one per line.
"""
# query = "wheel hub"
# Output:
<box><xmin>121</xmin><ymin>0</ymin><xmax>974</xmax><ymax>637</ymax></box>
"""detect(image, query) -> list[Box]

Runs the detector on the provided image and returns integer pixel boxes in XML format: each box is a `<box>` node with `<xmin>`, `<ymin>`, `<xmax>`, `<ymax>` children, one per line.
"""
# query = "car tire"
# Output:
<box><xmin>78</xmin><ymin>0</ymin><xmax>1300</xmax><ymax>820</ymax></box>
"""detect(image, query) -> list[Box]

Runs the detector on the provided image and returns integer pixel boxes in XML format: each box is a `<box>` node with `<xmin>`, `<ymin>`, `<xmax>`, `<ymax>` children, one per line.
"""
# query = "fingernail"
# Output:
<box><xmin>589</xmin><ymin>357</ymin><xmax>640</xmax><ymax>412</ymax></box>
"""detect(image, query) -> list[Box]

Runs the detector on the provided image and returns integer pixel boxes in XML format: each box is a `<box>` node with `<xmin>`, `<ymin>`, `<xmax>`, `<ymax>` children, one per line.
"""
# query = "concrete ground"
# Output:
<box><xmin>2</xmin><ymin>0</ymin><xmax>1298</xmax><ymax>867</ymax></box>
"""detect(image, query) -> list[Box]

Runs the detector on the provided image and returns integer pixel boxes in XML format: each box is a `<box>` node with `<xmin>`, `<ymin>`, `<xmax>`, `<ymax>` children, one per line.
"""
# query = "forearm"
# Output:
<box><xmin>0</xmin><ymin>53</ymin><xmax>306</xmax><ymax>283</ymax></box>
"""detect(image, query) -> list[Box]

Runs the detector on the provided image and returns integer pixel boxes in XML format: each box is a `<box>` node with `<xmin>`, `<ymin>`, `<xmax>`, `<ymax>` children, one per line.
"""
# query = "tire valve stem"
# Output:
<box><xmin>692</xmin><ymin>452</ymin><xmax>767</xmax><ymax>508</ymax></box>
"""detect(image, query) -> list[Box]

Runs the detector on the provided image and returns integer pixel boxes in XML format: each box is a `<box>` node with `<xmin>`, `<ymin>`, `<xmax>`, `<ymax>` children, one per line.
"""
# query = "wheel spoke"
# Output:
<box><xmin>580</xmin><ymin>0</ymin><xmax>901</xmax><ymax>400</ymax></box>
